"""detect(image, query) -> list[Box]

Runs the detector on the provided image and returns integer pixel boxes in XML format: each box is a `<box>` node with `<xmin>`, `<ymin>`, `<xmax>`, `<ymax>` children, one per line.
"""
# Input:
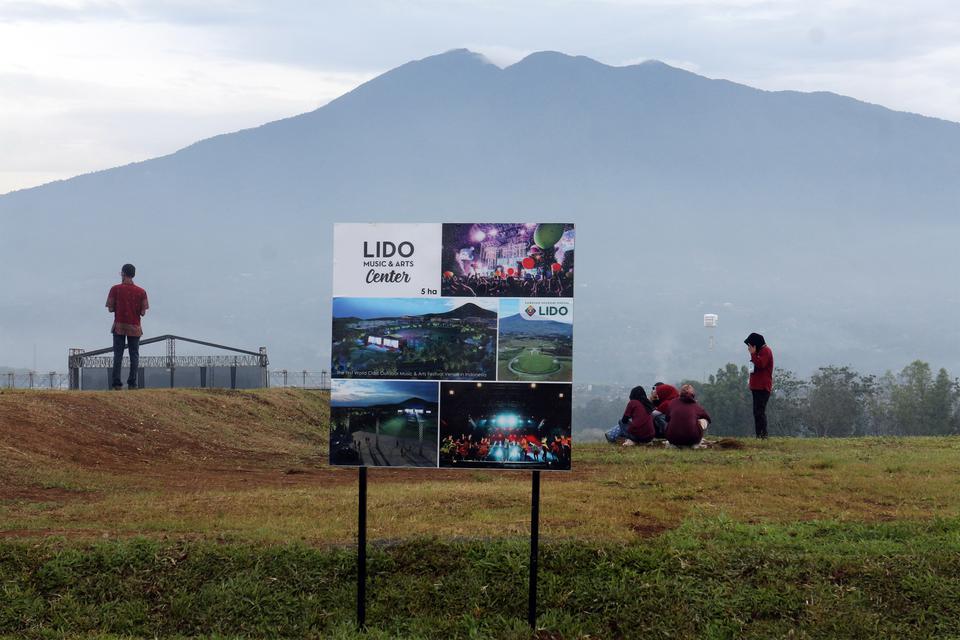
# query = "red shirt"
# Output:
<box><xmin>623</xmin><ymin>399</ymin><xmax>655</xmax><ymax>441</ymax></box>
<box><xmin>749</xmin><ymin>345</ymin><xmax>774</xmax><ymax>392</ymax></box>
<box><xmin>664</xmin><ymin>397</ymin><xmax>712</xmax><ymax>446</ymax></box>
<box><xmin>106</xmin><ymin>281</ymin><xmax>149</xmax><ymax>337</ymax></box>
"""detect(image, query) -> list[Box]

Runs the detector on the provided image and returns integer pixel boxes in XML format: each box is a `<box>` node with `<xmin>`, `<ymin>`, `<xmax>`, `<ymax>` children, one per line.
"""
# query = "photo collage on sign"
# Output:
<box><xmin>330</xmin><ymin>222</ymin><xmax>574</xmax><ymax>470</ymax></box>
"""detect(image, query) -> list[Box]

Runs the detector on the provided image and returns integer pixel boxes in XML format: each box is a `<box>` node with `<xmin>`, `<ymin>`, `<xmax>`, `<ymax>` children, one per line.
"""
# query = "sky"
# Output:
<box><xmin>2</xmin><ymin>0</ymin><xmax>959</xmax><ymax>195</ymax></box>
<box><xmin>331</xmin><ymin>379</ymin><xmax>439</xmax><ymax>406</ymax></box>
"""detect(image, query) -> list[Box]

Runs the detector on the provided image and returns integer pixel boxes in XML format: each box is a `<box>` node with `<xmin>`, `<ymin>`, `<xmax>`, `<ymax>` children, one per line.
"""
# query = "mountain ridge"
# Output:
<box><xmin>2</xmin><ymin>49</ymin><xmax>959</xmax><ymax>381</ymax></box>
<box><xmin>7</xmin><ymin>49</ymin><xmax>958</xmax><ymax>200</ymax></box>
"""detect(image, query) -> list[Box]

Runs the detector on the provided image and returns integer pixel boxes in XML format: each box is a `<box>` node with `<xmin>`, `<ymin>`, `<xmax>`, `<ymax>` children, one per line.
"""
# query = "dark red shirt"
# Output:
<box><xmin>664</xmin><ymin>397</ymin><xmax>712</xmax><ymax>446</ymax></box>
<box><xmin>106</xmin><ymin>282</ymin><xmax>149</xmax><ymax>337</ymax></box>
<box><xmin>749</xmin><ymin>345</ymin><xmax>774</xmax><ymax>392</ymax></box>
<box><xmin>623</xmin><ymin>399</ymin><xmax>655</xmax><ymax>441</ymax></box>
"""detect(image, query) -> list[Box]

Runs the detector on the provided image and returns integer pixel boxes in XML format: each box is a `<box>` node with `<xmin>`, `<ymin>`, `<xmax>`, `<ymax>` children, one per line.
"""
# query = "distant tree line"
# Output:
<box><xmin>575</xmin><ymin>361</ymin><xmax>960</xmax><ymax>438</ymax></box>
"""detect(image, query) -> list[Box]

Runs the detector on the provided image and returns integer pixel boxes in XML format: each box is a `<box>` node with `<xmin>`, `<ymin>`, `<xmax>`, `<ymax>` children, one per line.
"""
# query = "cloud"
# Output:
<box><xmin>0</xmin><ymin>19</ymin><xmax>374</xmax><ymax>193</ymax></box>
<box><xmin>2</xmin><ymin>0</ymin><xmax>960</xmax><ymax>193</ymax></box>
<box><xmin>762</xmin><ymin>44</ymin><xmax>960</xmax><ymax>123</ymax></box>
<box><xmin>467</xmin><ymin>44</ymin><xmax>531</xmax><ymax>67</ymax></box>
<box><xmin>0</xmin><ymin>0</ymin><xmax>260</xmax><ymax>25</ymax></box>
<box><xmin>332</xmin><ymin>379</ymin><xmax>438</xmax><ymax>406</ymax></box>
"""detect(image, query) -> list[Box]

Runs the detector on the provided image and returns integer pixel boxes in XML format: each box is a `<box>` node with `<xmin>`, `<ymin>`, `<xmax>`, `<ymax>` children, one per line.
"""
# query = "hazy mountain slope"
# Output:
<box><xmin>2</xmin><ymin>49</ymin><xmax>959</xmax><ymax>381</ymax></box>
<box><xmin>500</xmin><ymin>314</ymin><xmax>573</xmax><ymax>337</ymax></box>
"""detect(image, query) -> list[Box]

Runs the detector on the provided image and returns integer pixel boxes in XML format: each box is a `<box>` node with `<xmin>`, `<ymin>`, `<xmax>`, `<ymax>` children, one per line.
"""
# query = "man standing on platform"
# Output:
<box><xmin>106</xmin><ymin>263</ymin><xmax>149</xmax><ymax>390</ymax></box>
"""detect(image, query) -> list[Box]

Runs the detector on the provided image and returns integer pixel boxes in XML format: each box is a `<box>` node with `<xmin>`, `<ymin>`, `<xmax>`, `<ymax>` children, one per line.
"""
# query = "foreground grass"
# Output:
<box><xmin>2</xmin><ymin>517</ymin><xmax>959</xmax><ymax>639</ymax></box>
<box><xmin>3</xmin><ymin>436</ymin><xmax>960</xmax><ymax>544</ymax></box>
<box><xmin>3</xmin><ymin>391</ymin><xmax>960</xmax><ymax>638</ymax></box>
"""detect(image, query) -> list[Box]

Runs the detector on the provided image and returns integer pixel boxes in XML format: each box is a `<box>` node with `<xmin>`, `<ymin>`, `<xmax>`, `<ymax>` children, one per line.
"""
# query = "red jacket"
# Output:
<box><xmin>664</xmin><ymin>396</ymin><xmax>712</xmax><ymax>446</ymax></box>
<box><xmin>623</xmin><ymin>399</ymin><xmax>655</xmax><ymax>441</ymax></box>
<box><xmin>749</xmin><ymin>345</ymin><xmax>774</xmax><ymax>392</ymax></box>
<box><xmin>654</xmin><ymin>384</ymin><xmax>679</xmax><ymax>413</ymax></box>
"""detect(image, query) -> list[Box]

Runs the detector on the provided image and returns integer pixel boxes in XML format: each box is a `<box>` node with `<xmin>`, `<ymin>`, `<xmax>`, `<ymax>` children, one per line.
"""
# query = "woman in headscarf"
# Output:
<box><xmin>605</xmin><ymin>385</ymin><xmax>656</xmax><ymax>445</ymax></box>
<box><xmin>744</xmin><ymin>332</ymin><xmax>774</xmax><ymax>439</ymax></box>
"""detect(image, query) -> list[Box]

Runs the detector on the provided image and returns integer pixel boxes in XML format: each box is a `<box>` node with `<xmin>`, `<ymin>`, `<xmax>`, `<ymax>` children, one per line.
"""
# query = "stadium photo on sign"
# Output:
<box><xmin>438</xmin><ymin>382</ymin><xmax>572</xmax><ymax>470</ymax></box>
<box><xmin>441</xmin><ymin>223</ymin><xmax>574</xmax><ymax>297</ymax></box>
<box><xmin>329</xmin><ymin>380</ymin><xmax>439</xmax><ymax>467</ymax></box>
<box><xmin>331</xmin><ymin>298</ymin><xmax>498</xmax><ymax>380</ymax></box>
<box><xmin>497</xmin><ymin>299</ymin><xmax>573</xmax><ymax>382</ymax></box>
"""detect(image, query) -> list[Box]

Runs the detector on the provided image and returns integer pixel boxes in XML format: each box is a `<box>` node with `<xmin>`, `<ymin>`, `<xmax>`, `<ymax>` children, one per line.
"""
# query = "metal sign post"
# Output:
<box><xmin>357</xmin><ymin>467</ymin><xmax>368</xmax><ymax>629</ymax></box>
<box><xmin>528</xmin><ymin>470</ymin><xmax>541</xmax><ymax>629</ymax></box>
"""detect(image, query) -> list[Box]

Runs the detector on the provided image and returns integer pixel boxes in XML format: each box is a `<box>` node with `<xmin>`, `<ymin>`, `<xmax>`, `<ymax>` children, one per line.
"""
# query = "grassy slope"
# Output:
<box><xmin>1</xmin><ymin>389</ymin><xmax>960</xmax><ymax>638</ymax></box>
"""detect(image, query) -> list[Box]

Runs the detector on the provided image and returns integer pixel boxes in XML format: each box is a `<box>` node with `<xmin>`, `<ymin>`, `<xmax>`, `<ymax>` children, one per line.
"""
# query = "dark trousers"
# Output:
<box><xmin>752</xmin><ymin>389</ymin><xmax>770</xmax><ymax>438</ymax></box>
<box><xmin>112</xmin><ymin>333</ymin><xmax>140</xmax><ymax>388</ymax></box>
<box><xmin>653</xmin><ymin>413</ymin><xmax>668</xmax><ymax>439</ymax></box>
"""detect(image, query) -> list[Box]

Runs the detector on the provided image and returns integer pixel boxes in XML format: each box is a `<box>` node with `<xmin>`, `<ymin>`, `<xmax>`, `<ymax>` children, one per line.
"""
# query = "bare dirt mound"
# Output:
<box><xmin>0</xmin><ymin>388</ymin><xmax>504</xmax><ymax>507</ymax></box>
<box><xmin>0</xmin><ymin>388</ymin><xmax>334</xmax><ymax>496</ymax></box>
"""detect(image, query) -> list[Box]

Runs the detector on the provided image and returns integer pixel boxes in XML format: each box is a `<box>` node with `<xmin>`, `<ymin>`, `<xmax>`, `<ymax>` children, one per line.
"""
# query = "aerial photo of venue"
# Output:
<box><xmin>497</xmin><ymin>299</ymin><xmax>573</xmax><ymax>382</ymax></box>
<box><xmin>331</xmin><ymin>298</ymin><xmax>498</xmax><ymax>380</ymax></box>
<box><xmin>329</xmin><ymin>380</ymin><xmax>439</xmax><ymax>467</ymax></box>
<box><xmin>439</xmin><ymin>382</ymin><xmax>572</xmax><ymax>470</ymax></box>
<box><xmin>441</xmin><ymin>223</ymin><xmax>575</xmax><ymax>297</ymax></box>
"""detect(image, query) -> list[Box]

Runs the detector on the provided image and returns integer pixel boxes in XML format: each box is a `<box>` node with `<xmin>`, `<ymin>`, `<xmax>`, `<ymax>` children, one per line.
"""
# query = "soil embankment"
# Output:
<box><xmin>0</xmin><ymin>388</ymin><xmax>333</xmax><ymax>498</ymax></box>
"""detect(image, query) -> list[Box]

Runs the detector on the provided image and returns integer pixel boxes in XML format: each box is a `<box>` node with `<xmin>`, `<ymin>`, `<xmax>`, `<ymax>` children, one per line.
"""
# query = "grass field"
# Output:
<box><xmin>513</xmin><ymin>349</ymin><xmax>559</xmax><ymax>374</ymax></box>
<box><xmin>1</xmin><ymin>389</ymin><xmax>959</xmax><ymax>638</ymax></box>
<box><xmin>497</xmin><ymin>337</ymin><xmax>573</xmax><ymax>382</ymax></box>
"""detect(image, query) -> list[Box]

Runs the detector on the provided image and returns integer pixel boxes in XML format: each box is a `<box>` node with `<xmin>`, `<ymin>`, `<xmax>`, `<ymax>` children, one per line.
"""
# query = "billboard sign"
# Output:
<box><xmin>330</xmin><ymin>223</ymin><xmax>575</xmax><ymax>470</ymax></box>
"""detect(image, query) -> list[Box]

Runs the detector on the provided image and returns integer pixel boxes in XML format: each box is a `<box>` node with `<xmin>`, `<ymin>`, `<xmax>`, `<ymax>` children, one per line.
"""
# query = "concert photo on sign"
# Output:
<box><xmin>498</xmin><ymin>299</ymin><xmax>573</xmax><ymax>382</ymax></box>
<box><xmin>438</xmin><ymin>382</ymin><xmax>572</xmax><ymax>470</ymax></box>
<box><xmin>441</xmin><ymin>223</ymin><xmax>574</xmax><ymax>297</ymax></box>
<box><xmin>332</xmin><ymin>298</ymin><xmax>498</xmax><ymax>380</ymax></box>
<box><xmin>329</xmin><ymin>380</ymin><xmax>439</xmax><ymax>467</ymax></box>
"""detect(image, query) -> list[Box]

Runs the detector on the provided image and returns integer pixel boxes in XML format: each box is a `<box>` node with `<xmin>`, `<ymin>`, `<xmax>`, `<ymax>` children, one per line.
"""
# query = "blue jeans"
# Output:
<box><xmin>605</xmin><ymin>421</ymin><xmax>628</xmax><ymax>443</ymax></box>
<box><xmin>603</xmin><ymin>421</ymin><xmax>639</xmax><ymax>442</ymax></box>
<box><xmin>112</xmin><ymin>333</ymin><xmax>140</xmax><ymax>388</ymax></box>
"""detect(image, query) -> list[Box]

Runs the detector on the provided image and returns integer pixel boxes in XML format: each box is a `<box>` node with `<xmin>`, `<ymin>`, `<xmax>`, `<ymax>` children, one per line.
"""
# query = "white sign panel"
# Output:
<box><xmin>332</xmin><ymin>223</ymin><xmax>443</xmax><ymax>298</ymax></box>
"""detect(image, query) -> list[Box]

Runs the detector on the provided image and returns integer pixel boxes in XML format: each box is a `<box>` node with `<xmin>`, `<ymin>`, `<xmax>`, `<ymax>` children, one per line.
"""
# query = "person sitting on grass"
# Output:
<box><xmin>664</xmin><ymin>384</ymin><xmax>712</xmax><ymax>448</ymax></box>
<box><xmin>651</xmin><ymin>382</ymin><xmax>679</xmax><ymax>438</ymax></box>
<box><xmin>605</xmin><ymin>385</ymin><xmax>656</xmax><ymax>445</ymax></box>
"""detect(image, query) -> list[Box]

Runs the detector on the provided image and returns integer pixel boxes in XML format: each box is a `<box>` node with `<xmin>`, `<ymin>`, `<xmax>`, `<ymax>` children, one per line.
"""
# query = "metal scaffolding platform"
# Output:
<box><xmin>68</xmin><ymin>335</ymin><xmax>269</xmax><ymax>390</ymax></box>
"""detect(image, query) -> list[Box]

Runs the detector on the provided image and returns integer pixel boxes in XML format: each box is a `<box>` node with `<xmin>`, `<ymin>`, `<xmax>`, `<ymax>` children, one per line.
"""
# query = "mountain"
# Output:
<box><xmin>347</xmin><ymin>302</ymin><xmax>496</xmax><ymax>321</ymax></box>
<box><xmin>356</xmin><ymin>397</ymin><xmax>438</xmax><ymax>410</ymax></box>
<box><xmin>2</xmin><ymin>49</ymin><xmax>959</xmax><ymax>382</ymax></box>
<box><xmin>422</xmin><ymin>302</ymin><xmax>498</xmax><ymax>321</ymax></box>
<box><xmin>397</xmin><ymin>397</ymin><xmax>438</xmax><ymax>409</ymax></box>
<box><xmin>499</xmin><ymin>313</ymin><xmax>573</xmax><ymax>337</ymax></box>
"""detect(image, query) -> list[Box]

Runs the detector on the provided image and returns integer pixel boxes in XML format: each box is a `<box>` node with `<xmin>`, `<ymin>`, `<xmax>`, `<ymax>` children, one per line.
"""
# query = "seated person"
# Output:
<box><xmin>664</xmin><ymin>384</ymin><xmax>712</xmax><ymax>447</ymax></box>
<box><xmin>651</xmin><ymin>382</ymin><xmax>679</xmax><ymax>438</ymax></box>
<box><xmin>605</xmin><ymin>385</ymin><xmax>656</xmax><ymax>444</ymax></box>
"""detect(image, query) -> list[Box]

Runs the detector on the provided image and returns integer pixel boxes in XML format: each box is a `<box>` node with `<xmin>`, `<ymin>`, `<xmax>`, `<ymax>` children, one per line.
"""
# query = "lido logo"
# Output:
<box><xmin>363</xmin><ymin>241</ymin><xmax>414</xmax><ymax>258</ymax></box>
<box><xmin>521</xmin><ymin>300</ymin><xmax>572</xmax><ymax>321</ymax></box>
